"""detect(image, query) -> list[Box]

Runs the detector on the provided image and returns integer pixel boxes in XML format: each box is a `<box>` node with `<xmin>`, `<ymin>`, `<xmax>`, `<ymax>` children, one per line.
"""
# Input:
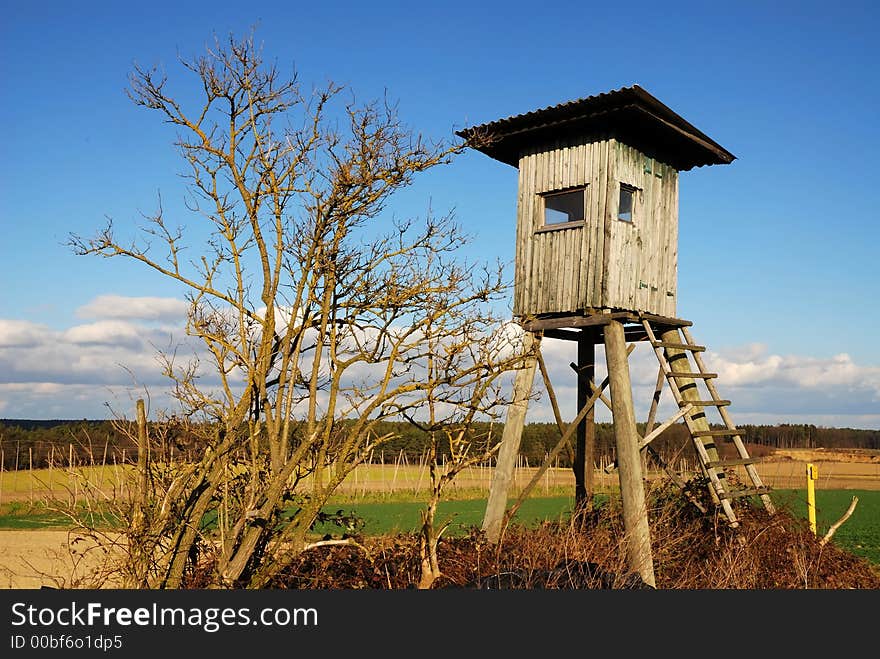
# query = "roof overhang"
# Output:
<box><xmin>455</xmin><ymin>85</ymin><xmax>735</xmax><ymax>172</ymax></box>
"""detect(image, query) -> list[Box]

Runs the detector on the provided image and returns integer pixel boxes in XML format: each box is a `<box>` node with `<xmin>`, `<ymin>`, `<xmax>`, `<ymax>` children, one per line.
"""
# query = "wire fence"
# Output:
<box><xmin>6</xmin><ymin>445</ymin><xmax>872</xmax><ymax>507</ymax></box>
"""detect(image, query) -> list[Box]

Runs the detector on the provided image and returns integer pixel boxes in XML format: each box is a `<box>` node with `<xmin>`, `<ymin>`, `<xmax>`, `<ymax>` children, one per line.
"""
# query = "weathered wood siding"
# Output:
<box><xmin>513</xmin><ymin>138</ymin><xmax>678</xmax><ymax>318</ymax></box>
<box><xmin>605</xmin><ymin>142</ymin><xmax>678</xmax><ymax>317</ymax></box>
<box><xmin>513</xmin><ymin>138</ymin><xmax>610</xmax><ymax>316</ymax></box>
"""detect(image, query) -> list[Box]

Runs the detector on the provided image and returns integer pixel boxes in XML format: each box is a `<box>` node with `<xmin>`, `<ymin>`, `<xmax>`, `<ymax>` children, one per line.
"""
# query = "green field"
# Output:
<box><xmin>2</xmin><ymin>489</ymin><xmax>878</xmax><ymax>565</ymax></box>
<box><xmin>314</xmin><ymin>490</ymin><xmax>880</xmax><ymax>565</ymax></box>
<box><xmin>769</xmin><ymin>489</ymin><xmax>880</xmax><ymax>564</ymax></box>
<box><xmin>311</xmin><ymin>495</ymin><xmax>582</xmax><ymax>537</ymax></box>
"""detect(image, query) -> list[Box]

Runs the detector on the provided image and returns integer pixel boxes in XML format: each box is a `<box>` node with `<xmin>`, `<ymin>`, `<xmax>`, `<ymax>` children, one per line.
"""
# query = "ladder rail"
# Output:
<box><xmin>681</xmin><ymin>326</ymin><xmax>776</xmax><ymax>515</ymax></box>
<box><xmin>642</xmin><ymin>317</ymin><xmax>778</xmax><ymax>523</ymax></box>
<box><xmin>641</xmin><ymin>319</ymin><xmax>739</xmax><ymax>524</ymax></box>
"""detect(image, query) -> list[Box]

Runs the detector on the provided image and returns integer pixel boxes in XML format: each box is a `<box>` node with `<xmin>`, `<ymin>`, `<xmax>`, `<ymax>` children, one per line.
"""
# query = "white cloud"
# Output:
<box><xmin>705</xmin><ymin>345</ymin><xmax>880</xmax><ymax>392</ymax></box>
<box><xmin>701</xmin><ymin>348</ymin><xmax>880</xmax><ymax>420</ymax></box>
<box><xmin>76</xmin><ymin>295</ymin><xmax>188</xmax><ymax>322</ymax></box>
<box><xmin>0</xmin><ymin>306</ymin><xmax>878</xmax><ymax>429</ymax></box>
<box><xmin>521</xmin><ymin>338</ymin><xmax>880</xmax><ymax>430</ymax></box>
<box><xmin>778</xmin><ymin>353</ymin><xmax>870</xmax><ymax>389</ymax></box>
<box><xmin>63</xmin><ymin>320</ymin><xmax>146</xmax><ymax>348</ymax></box>
<box><xmin>0</xmin><ymin>382</ymin><xmax>178</xmax><ymax>420</ymax></box>
<box><xmin>0</xmin><ymin>320</ymin><xmax>53</xmax><ymax>348</ymax></box>
<box><xmin>0</xmin><ymin>316</ymin><xmax>196</xmax><ymax>391</ymax></box>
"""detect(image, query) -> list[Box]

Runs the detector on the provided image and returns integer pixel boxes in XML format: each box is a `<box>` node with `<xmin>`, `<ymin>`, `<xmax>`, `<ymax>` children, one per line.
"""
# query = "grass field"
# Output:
<box><xmin>1</xmin><ymin>454</ymin><xmax>878</xmax><ymax>588</ymax></box>
<box><xmin>4</xmin><ymin>453</ymin><xmax>877</xmax><ymax>504</ymax></box>
<box><xmin>315</xmin><ymin>490</ymin><xmax>880</xmax><ymax>565</ymax></box>
<box><xmin>2</xmin><ymin>489</ymin><xmax>877</xmax><ymax>565</ymax></box>
<box><xmin>770</xmin><ymin>489</ymin><xmax>880</xmax><ymax>564</ymax></box>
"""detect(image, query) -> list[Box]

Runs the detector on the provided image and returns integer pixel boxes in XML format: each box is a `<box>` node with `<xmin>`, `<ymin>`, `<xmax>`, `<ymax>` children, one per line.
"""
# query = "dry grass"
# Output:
<box><xmin>0</xmin><ymin>529</ymin><xmax>126</xmax><ymax>589</ymax></box>
<box><xmin>4</xmin><ymin>450</ymin><xmax>877</xmax><ymax>506</ymax></box>
<box><xmin>247</xmin><ymin>480</ymin><xmax>880</xmax><ymax>590</ymax></box>
<box><xmin>2</xmin><ymin>447</ymin><xmax>878</xmax><ymax>589</ymax></box>
<box><xmin>5</xmin><ymin>481</ymin><xmax>877</xmax><ymax>590</ymax></box>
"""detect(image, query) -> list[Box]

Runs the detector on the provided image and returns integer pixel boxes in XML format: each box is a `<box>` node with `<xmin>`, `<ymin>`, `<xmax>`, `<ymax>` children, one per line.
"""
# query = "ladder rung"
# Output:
<box><xmin>718</xmin><ymin>486</ymin><xmax>772</xmax><ymax>500</ymax></box>
<box><xmin>692</xmin><ymin>429</ymin><xmax>741</xmax><ymax>437</ymax></box>
<box><xmin>680</xmin><ymin>399</ymin><xmax>731</xmax><ymax>407</ymax></box>
<box><xmin>667</xmin><ymin>371</ymin><xmax>717</xmax><ymax>379</ymax></box>
<box><xmin>706</xmin><ymin>458</ymin><xmax>759</xmax><ymax>468</ymax></box>
<box><xmin>652</xmin><ymin>341</ymin><xmax>706</xmax><ymax>352</ymax></box>
<box><xmin>640</xmin><ymin>314</ymin><xmax>692</xmax><ymax>327</ymax></box>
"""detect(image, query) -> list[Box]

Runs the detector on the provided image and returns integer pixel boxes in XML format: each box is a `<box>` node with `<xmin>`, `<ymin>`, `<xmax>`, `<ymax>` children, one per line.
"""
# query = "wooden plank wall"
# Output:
<box><xmin>514</xmin><ymin>138</ymin><xmax>611</xmax><ymax>316</ymax></box>
<box><xmin>606</xmin><ymin>142</ymin><xmax>678</xmax><ymax>317</ymax></box>
<box><xmin>513</xmin><ymin>138</ymin><xmax>678</xmax><ymax>319</ymax></box>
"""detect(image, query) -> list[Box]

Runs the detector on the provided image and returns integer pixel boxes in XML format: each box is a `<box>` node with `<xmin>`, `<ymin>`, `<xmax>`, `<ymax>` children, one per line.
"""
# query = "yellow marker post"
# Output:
<box><xmin>806</xmin><ymin>463</ymin><xmax>818</xmax><ymax>535</ymax></box>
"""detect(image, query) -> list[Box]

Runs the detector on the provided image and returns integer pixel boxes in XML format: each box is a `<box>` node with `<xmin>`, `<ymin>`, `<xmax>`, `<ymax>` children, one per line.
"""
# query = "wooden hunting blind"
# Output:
<box><xmin>458</xmin><ymin>86</ymin><xmax>775</xmax><ymax>587</ymax></box>
<box><xmin>456</xmin><ymin>84</ymin><xmax>735</xmax><ymax>321</ymax></box>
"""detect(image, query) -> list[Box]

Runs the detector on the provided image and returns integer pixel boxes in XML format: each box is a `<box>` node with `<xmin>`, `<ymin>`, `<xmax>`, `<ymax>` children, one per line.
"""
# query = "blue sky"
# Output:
<box><xmin>1</xmin><ymin>0</ymin><xmax>878</xmax><ymax>427</ymax></box>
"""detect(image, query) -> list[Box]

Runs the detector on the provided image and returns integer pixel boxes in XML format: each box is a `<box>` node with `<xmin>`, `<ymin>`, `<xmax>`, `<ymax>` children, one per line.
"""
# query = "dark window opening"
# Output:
<box><xmin>542</xmin><ymin>187</ymin><xmax>586</xmax><ymax>226</ymax></box>
<box><xmin>618</xmin><ymin>184</ymin><xmax>636</xmax><ymax>222</ymax></box>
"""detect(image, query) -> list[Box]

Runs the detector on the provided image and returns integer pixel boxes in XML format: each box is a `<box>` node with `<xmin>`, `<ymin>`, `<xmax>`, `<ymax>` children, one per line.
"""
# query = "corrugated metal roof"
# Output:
<box><xmin>455</xmin><ymin>85</ymin><xmax>735</xmax><ymax>172</ymax></box>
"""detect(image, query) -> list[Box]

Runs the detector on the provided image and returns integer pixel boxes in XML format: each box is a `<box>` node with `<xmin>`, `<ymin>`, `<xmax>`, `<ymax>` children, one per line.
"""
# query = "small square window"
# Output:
<box><xmin>542</xmin><ymin>187</ymin><xmax>586</xmax><ymax>226</ymax></box>
<box><xmin>618</xmin><ymin>184</ymin><xmax>636</xmax><ymax>222</ymax></box>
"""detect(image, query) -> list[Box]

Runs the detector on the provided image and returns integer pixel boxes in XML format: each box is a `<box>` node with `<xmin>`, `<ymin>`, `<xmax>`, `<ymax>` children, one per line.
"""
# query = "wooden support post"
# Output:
<box><xmin>483</xmin><ymin>331</ymin><xmax>540</xmax><ymax>543</ymax></box>
<box><xmin>134</xmin><ymin>398</ymin><xmax>149</xmax><ymax>531</ymax></box>
<box><xmin>638</xmin><ymin>405</ymin><xmax>694</xmax><ymax>451</ymax></box>
<box><xmin>574</xmin><ymin>328</ymin><xmax>597</xmax><ymax>517</ymax></box>
<box><xmin>645</xmin><ymin>363</ymin><xmax>666</xmax><ymax>435</ymax></box>
<box><xmin>502</xmin><ymin>367</ymin><xmax>615</xmax><ymax>529</ymax></box>
<box><xmin>537</xmin><ymin>352</ymin><xmax>570</xmax><ymax>449</ymax></box>
<box><xmin>643</xmin><ymin>363</ymin><xmax>666</xmax><ymax>473</ymax></box>
<box><xmin>605</xmin><ymin>320</ymin><xmax>655</xmax><ymax>587</ymax></box>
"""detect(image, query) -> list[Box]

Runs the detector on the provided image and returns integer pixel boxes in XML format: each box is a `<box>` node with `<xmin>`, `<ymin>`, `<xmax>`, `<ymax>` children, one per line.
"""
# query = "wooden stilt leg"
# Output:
<box><xmin>574</xmin><ymin>328</ymin><xmax>596</xmax><ymax>518</ymax></box>
<box><xmin>605</xmin><ymin>320</ymin><xmax>656</xmax><ymax>587</ymax></box>
<box><xmin>482</xmin><ymin>332</ymin><xmax>540</xmax><ymax>543</ymax></box>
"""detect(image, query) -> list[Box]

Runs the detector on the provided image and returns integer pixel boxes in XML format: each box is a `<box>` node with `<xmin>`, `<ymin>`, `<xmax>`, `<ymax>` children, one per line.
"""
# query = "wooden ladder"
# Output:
<box><xmin>640</xmin><ymin>315</ymin><xmax>776</xmax><ymax>527</ymax></box>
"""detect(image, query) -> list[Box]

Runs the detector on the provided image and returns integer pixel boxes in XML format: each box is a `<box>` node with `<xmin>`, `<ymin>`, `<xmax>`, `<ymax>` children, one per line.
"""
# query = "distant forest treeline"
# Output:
<box><xmin>1</xmin><ymin>418</ymin><xmax>877</xmax><ymax>472</ymax></box>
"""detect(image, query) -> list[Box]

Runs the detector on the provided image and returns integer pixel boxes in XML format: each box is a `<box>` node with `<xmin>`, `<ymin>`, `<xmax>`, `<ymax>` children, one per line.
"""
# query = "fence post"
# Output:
<box><xmin>48</xmin><ymin>446</ymin><xmax>55</xmax><ymax>500</ymax></box>
<box><xmin>68</xmin><ymin>443</ymin><xmax>74</xmax><ymax>507</ymax></box>
<box><xmin>807</xmin><ymin>463</ymin><xmax>818</xmax><ymax>535</ymax></box>
<box><xmin>134</xmin><ymin>399</ymin><xmax>149</xmax><ymax>531</ymax></box>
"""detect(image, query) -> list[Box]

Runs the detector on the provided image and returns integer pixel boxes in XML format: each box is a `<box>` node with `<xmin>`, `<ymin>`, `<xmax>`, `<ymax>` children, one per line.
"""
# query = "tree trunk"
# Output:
<box><xmin>418</xmin><ymin>500</ymin><xmax>441</xmax><ymax>589</ymax></box>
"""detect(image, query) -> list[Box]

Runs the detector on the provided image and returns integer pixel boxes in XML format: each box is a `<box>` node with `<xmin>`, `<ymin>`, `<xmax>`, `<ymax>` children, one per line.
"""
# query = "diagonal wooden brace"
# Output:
<box><xmin>638</xmin><ymin>404</ymin><xmax>694</xmax><ymax>451</ymax></box>
<box><xmin>604</xmin><ymin>404</ymin><xmax>694</xmax><ymax>473</ymax></box>
<box><xmin>501</xmin><ymin>344</ymin><xmax>635</xmax><ymax>532</ymax></box>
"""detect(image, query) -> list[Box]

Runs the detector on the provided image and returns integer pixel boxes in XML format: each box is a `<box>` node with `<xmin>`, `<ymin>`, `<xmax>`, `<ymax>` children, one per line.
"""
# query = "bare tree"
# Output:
<box><xmin>408</xmin><ymin>251</ymin><xmax>526</xmax><ymax>589</ymax></box>
<box><xmin>414</xmin><ymin>421</ymin><xmax>503</xmax><ymax>589</ymax></box>
<box><xmin>68</xmin><ymin>31</ymin><xmax>523</xmax><ymax>588</ymax></box>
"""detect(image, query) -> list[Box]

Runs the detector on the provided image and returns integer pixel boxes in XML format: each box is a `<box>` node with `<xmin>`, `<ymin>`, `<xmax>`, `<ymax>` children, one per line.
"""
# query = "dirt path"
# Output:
<box><xmin>0</xmin><ymin>529</ymin><xmax>118</xmax><ymax>589</ymax></box>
